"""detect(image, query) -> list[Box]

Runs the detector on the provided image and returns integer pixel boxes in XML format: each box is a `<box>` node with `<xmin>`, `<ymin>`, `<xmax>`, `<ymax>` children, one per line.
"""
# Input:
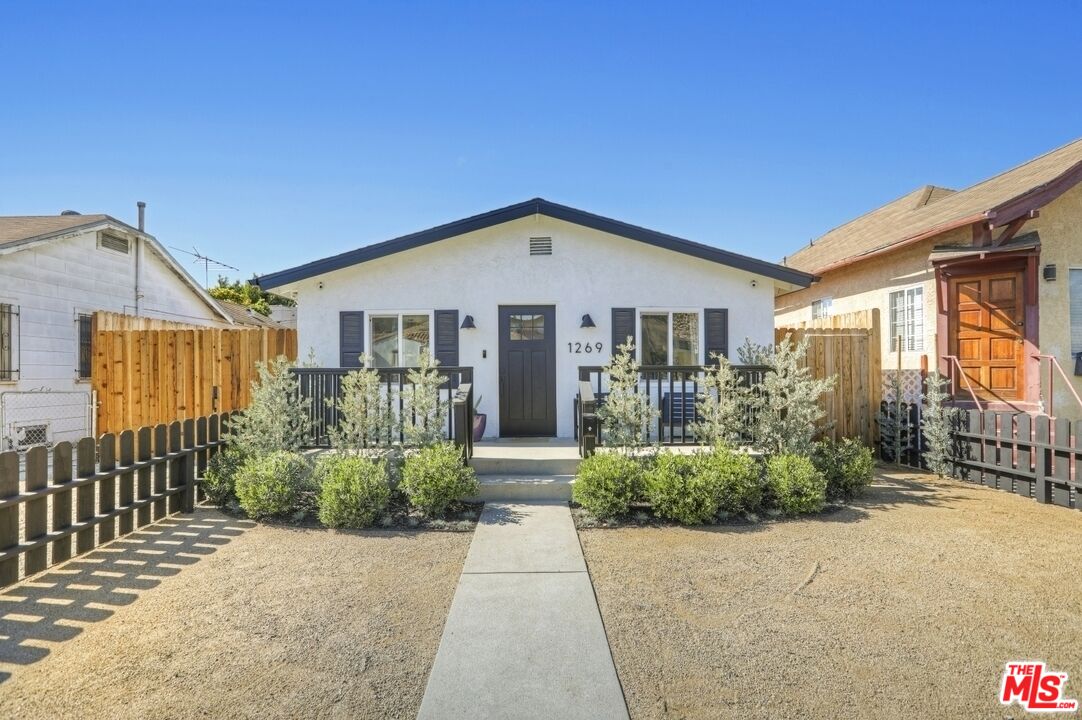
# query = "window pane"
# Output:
<box><xmin>78</xmin><ymin>315</ymin><xmax>92</xmax><ymax>379</ymax></box>
<box><xmin>673</xmin><ymin>313</ymin><xmax>698</xmax><ymax>365</ymax></box>
<box><xmin>0</xmin><ymin>304</ymin><xmax>10</xmax><ymax>381</ymax></box>
<box><xmin>401</xmin><ymin>315</ymin><xmax>429</xmax><ymax>366</ymax></box>
<box><xmin>370</xmin><ymin>316</ymin><xmax>399</xmax><ymax>367</ymax></box>
<box><xmin>509</xmin><ymin>314</ymin><xmax>544</xmax><ymax>341</ymax></box>
<box><xmin>641</xmin><ymin>314</ymin><xmax>668</xmax><ymax>365</ymax></box>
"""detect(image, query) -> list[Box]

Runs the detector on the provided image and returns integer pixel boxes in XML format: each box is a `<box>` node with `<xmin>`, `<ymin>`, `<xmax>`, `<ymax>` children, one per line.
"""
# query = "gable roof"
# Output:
<box><xmin>0</xmin><ymin>213</ymin><xmax>233</xmax><ymax>324</ymax></box>
<box><xmin>256</xmin><ymin>198</ymin><xmax>816</xmax><ymax>289</ymax></box>
<box><xmin>784</xmin><ymin>136</ymin><xmax>1082</xmax><ymax>275</ymax></box>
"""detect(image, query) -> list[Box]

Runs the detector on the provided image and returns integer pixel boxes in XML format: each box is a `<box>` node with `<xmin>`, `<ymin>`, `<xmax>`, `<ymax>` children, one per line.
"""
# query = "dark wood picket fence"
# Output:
<box><xmin>0</xmin><ymin>413</ymin><xmax>231</xmax><ymax>588</ymax></box>
<box><xmin>887</xmin><ymin>407</ymin><xmax>1080</xmax><ymax>511</ymax></box>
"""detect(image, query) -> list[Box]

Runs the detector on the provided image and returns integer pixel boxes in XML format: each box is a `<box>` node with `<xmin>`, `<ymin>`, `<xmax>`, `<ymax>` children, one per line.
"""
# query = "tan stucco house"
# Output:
<box><xmin>776</xmin><ymin>137</ymin><xmax>1082</xmax><ymax>417</ymax></box>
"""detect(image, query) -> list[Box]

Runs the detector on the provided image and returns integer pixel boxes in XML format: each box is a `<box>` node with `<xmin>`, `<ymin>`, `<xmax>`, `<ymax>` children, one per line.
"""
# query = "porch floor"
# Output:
<box><xmin>473</xmin><ymin>438</ymin><xmax>580</xmax><ymax>461</ymax></box>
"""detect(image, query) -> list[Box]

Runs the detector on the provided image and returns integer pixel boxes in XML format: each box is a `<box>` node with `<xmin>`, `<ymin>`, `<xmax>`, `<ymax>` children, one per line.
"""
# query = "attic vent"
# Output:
<box><xmin>99</xmin><ymin>231</ymin><xmax>130</xmax><ymax>254</ymax></box>
<box><xmin>529</xmin><ymin>237</ymin><xmax>552</xmax><ymax>256</ymax></box>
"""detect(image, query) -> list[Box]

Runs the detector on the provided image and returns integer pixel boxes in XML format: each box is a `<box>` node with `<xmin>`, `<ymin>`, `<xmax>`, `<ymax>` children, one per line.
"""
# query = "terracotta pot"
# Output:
<box><xmin>472</xmin><ymin>413</ymin><xmax>487</xmax><ymax>442</ymax></box>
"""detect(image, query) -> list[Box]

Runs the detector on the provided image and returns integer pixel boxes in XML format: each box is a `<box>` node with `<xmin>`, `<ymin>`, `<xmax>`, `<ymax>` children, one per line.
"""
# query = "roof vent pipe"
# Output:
<box><xmin>137</xmin><ymin>201</ymin><xmax>146</xmax><ymax>232</ymax></box>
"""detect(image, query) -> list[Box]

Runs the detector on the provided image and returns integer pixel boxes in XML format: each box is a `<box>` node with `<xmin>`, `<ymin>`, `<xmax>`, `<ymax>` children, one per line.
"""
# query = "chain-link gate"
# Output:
<box><xmin>1</xmin><ymin>390</ymin><xmax>96</xmax><ymax>452</ymax></box>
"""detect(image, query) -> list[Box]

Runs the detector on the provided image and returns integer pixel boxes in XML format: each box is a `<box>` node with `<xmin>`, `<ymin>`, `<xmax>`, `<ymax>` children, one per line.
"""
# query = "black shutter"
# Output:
<box><xmin>339</xmin><ymin>311</ymin><xmax>365</xmax><ymax>367</ymax></box>
<box><xmin>611</xmin><ymin>308</ymin><xmax>636</xmax><ymax>352</ymax></box>
<box><xmin>704</xmin><ymin>308</ymin><xmax>729</xmax><ymax>362</ymax></box>
<box><xmin>433</xmin><ymin>310</ymin><xmax>459</xmax><ymax>368</ymax></box>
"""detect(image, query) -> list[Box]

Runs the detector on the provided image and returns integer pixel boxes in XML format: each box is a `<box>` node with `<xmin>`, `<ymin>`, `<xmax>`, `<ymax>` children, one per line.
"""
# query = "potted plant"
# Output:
<box><xmin>472</xmin><ymin>395</ymin><xmax>487</xmax><ymax>441</ymax></box>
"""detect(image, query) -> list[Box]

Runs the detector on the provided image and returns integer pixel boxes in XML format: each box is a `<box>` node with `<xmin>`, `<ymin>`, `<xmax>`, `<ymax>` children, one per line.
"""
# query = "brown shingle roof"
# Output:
<box><xmin>785</xmin><ymin>137</ymin><xmax>1082</xmax><ymax>274</ymax></box>
<box><xmin>0</xmin><ymin>214</ymin><xmax>112</xmax><ymax>248</ymax></box>
<box><xmin>217</xmin><ymin>300</ymin><xmax>282</xmax><ymax>328</ymax></box>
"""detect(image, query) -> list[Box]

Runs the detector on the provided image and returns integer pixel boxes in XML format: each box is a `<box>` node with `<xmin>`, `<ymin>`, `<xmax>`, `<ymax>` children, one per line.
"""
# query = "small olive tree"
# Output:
<box><xmin>403</xmin><ymin>351</ymin><xmax>449</xmax><ymax>447</ymax></box>
<box><xmin>921</xmin><ymin>371</ymin><xmax>959</xmax><ymax>477</ymax></box>
<box><xmin>689</xmin><ymin>353</ymin><xmax>747</xmax><ymax>446</ymax></box>
<box><xmin>229</xmin><ymin>356</ymin><xmax>312</xmax><ymax>454</ymax></box>
<box><xmin>329</xmin><ymin>354</ymin><xmax>396</xmax><ymax>451</ymax></box>
<box><xmin>598</xmin><ymin>339</ymin><xmax>658</xmax><ymax>452</ymax></box>
<box><xmin>749</xmin><ymin>333</ymin><xmax>835</xmax><ymax>456</ymax></box>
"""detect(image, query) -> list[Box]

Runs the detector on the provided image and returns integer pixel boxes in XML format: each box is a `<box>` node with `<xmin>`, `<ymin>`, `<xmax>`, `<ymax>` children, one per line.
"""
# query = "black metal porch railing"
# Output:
<box><xmin>574</xmin><ymin>364</ymin><xmax>771</xmax><ymax>457</ymax></box>
<box><xmin>291</xmin><ymin>367</ymin><xmax>474</xmax><ymax>459</ymax></box>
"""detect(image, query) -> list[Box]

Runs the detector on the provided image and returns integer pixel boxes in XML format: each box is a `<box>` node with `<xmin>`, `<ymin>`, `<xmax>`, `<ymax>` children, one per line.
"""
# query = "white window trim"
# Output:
<box><xmin>888</xmin><ymin>285</ymin><xmax>925</xmax><ymax>353</ymax></box>
<box><xmin>636</xmin><ymin>308</ymin><xmax>703</xmax><ymax>366</ymax></box>
<box><xmin>1069</xmin><ymin>266</ymin><xmax>1082</xmax><ymax>356</ymax></box>
<box><xmin>811</xmin><ymin>297</ymin><xmax>833</xmax><ymax>320</ymax></box>
<box><xmin>367</xmin><ymin>310</ymin><xmax>434</xmax><ymax>367</ymax></box>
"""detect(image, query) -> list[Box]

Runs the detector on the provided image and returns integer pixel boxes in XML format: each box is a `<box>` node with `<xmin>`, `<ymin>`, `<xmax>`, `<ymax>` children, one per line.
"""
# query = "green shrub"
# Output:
<box><xmin>645</xmin><ymin>452</ymin><xmax>720</xmax><ymax>525</ymax></box>
<box><xmin>694</xmin><ymin>446</ymin><xmax>763</xmax><ymax>515</ymax></box>
<box><xmin>315</xmin><ymin>454</ymin><xmax>391</xmax><ymax>528</ymax></box>
<box><xmin>400</xmin><ymin>443</ymin><xmax>478</xmax><ymax>516</ymax></box>
<box><xmin>573</xmin><ymin>452</ymin><xmax>643</xmax><ymax>519</ymax></box>
<box><xmin>234</xmin><ymin>451</ymin><xmax>314</xmax><ymax>519</ymax></box>
<box><xmin>766</xmin><ymin>454</ymin><xmax>826</xmax><ymax>515</ymax></box>
<box><xmin>812</xmin><ymin>438</ymin><xmax>875</xmax><ymax>500</ymax></box>
<box><xmin>202</xmin><ymin>446</ymin><xmax>246</xmax><ymax>505</ymax></box>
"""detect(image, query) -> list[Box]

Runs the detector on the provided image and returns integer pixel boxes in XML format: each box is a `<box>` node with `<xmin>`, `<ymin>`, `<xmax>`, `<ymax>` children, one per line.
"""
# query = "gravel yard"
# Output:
<box><xmin>580</xmin><ymin>469</ymin><xmax>1082</xmax><ymax>719</ymax></box>
<box><xmin>1</xmin><ymin>508</ymin><xmax>471</xmax><ymax>720</ymax></box>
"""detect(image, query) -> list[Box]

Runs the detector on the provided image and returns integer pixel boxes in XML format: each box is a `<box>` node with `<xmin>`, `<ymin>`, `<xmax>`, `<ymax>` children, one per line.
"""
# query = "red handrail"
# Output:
<box><xmin>1033</xmin><ymin>354</ymin><xmax>1082</xmax><ymax>418</ymax></box>
<box><xmin>942</xmin><ymin>355</ymin><xmax>984</xmax><ymax>413</ymax></box>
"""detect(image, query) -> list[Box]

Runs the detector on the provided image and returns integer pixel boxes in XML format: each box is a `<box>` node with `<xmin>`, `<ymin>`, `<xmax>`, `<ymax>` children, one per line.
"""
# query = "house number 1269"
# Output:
<box><xmin>568</xmin><ymin>342</ymin><xmax>603</xmax><ymax>354</ymax></box>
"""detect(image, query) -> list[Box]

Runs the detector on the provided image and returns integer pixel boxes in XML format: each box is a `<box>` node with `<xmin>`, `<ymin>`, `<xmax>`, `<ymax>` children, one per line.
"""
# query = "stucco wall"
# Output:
<box><xmin>1034</xmin><ymin>183</ymin><xmax>1082</xmax><ymax>416</ymax></box>
<box><xmin>776</xmin><ymin>182</ymin><xmax>1082</xmax><ymax>415</ymax></box>
<box><xmin>273</xmin><ymin>215</ymin><xmax>780</xmax><ymax>438</ymax></box>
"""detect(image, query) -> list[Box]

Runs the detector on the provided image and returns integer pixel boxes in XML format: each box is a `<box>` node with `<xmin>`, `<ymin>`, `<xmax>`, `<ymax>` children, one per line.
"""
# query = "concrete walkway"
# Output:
<box><xmin>418</xmin><ymin>501</ymin><xmax>629</xmax><ymax>720</ymax></box>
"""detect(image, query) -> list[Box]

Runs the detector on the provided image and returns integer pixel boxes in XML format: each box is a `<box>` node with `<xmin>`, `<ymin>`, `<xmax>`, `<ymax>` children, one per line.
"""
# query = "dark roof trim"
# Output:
<box><xmin>256</xmin><ymin>198</ymin><xmax>816</xmax><ymax>288</ymax></box>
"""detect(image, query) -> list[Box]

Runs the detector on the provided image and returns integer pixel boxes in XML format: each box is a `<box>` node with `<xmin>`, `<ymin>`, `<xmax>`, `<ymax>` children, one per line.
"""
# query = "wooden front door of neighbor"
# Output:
<box><xmin>949</xmin><ymin>271</ymin><xmax>1025</xmax><ymax>401</ymax></box>
<box><xmin>498</xmin><ymin>305</ymin><xmax>557</xmax><ymax>437</ymax></box>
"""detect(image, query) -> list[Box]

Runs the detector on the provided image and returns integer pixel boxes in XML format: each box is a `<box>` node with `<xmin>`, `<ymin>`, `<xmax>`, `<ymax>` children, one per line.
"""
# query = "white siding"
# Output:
<box><xmin>274</xmin><ymin>215</ymin><xmax>779</xmax><ymax>438</ymax></box>
<box><xmin>0</xmin><ymin>228</ymin><xmax>224</xmax><ymax>394</ymax></box>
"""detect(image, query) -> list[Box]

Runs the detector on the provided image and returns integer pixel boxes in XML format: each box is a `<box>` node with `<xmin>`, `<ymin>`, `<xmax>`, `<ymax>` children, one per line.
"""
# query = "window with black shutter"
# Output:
<box><xmin>339</xmin><ymin>311</ymin><xmax>365</xmax><ymax>367</ymax></box>
<box><xmin>433</xmin><ymin>310</ymin><xmax>459</xmax><ymax>368</ymax></box>
<box><xmin>77</xmin><ymin>314</ymin><xmax>92</xmax><ymax>379</ymax></box>
<box><xmin>611</xmin><ymin>308</ymin><xmax>636</xmax><ymax>352</ymax></box>
<box><xmin>703</xmin><ymin>308</ymin><xmax>729</xmax><ymax>362</ymax></box>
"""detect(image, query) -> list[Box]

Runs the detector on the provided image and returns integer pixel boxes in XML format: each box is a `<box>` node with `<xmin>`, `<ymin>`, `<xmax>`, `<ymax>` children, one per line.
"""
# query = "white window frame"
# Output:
<box><xmin>888</xmin><ymin>286</ymin><xmax>924</xmax><ymax>352</ymax></box>
<box><xmin>811</xmin><ymin>297</ymin><xmax>832</xmax><ymax>320</ymax></box>
<box><xmin>75</xmin><ymin>310</ymin><xmax>94</xmax><ymax>381</ymax></box>
<box><xmin>1069</xmin><ymin>267</ymin><xmax>1082</xmax><ymax>356</ymax></box>
<box><xmin>637</xmin><ymin>309</ymin><xmax>703</xmax><ymax>366</ymax></box>
<box><xmin>367</xmin><ymin>310</ymin><xmax>434</xmax><ymax>368</ymax></box>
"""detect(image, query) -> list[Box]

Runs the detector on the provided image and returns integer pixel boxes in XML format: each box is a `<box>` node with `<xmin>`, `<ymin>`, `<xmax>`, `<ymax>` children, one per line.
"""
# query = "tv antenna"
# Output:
<box><xmin>170</xmin><ymin>246</ymin><xmax>239</xmax><ymax>287</ymax></box>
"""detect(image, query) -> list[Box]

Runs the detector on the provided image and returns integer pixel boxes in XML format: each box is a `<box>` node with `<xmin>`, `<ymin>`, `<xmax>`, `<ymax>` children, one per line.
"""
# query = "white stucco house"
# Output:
<box><xmin>0</xmin><ymin>209</ymin><xmax>232</xmax><ymax>448</ymax></box>
<box><xmin>257</xmin><ymin>199</ymin><xmax>814</xmax><ymax>439</ymax></box>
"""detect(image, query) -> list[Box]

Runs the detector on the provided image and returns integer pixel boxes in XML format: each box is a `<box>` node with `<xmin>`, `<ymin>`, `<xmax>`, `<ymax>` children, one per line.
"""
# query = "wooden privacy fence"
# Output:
<box><xmin>777</xmin><ymin>309</ymin><xmax>882</xmax><ymax>444</ymax></box>
<box><xmin>0</xmin><ymin>413</ymin><xmax>230</xmax><ymax>588</ymax></box>
<box><xmin>92</xmin><ymin>312</ymin><xmax>297</xmax><ymax>434</ymax></box>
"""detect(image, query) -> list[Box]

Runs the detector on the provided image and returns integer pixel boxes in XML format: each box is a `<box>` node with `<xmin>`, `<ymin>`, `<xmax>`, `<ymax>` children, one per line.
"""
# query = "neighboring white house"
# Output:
<box><xmin>257</xmin><ymin>198</ymin><xmax>814</xmax><ymax>439</ymax></box>
<box><xmin>0</xmin><ymin>210</ymin><xmax>232</xmax><ymax>449</ymax></box>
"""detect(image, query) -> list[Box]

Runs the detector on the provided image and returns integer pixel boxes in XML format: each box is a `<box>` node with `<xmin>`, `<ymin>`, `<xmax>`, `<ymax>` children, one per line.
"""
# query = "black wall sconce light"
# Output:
<box><xmin>580</xmin><ymin>314</ymin><xmax>596</xmax><ymax>328</ymax></box>
<box><xmin>460</xmin><ymin>315</ymin><xmax>476</xmax><ymax>329</ymax></box>
<box><xmin>1043</xmin><ymin>264</ymin><xmax>1057</xmax><ymax>281</ymax></box>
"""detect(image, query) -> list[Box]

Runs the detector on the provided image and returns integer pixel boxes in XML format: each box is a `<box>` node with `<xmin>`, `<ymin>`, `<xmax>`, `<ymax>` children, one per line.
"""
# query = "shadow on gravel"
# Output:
<box><xmin>0</xmin><ymin>509</ymin><xmax>255</xmax><ymax>683</ymax></box>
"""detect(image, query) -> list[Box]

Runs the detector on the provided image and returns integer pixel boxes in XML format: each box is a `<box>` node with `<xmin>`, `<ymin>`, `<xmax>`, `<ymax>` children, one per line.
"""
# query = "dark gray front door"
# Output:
<box><xmin>498</xmin><ymin>305</ymin><xmax>557</xmax><ymax>437</ymax></box>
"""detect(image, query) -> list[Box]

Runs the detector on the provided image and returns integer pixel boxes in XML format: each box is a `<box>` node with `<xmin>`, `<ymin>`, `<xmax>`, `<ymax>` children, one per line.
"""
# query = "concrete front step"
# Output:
<box><xmin>470</xmin><ymin>475</ymin><xmax>576</xmax><ymax>502</ymax></box>
<box><xmin>470</xmin><ymin>455</ymin><xmax>581</xmax><ymax>476</ymax></box>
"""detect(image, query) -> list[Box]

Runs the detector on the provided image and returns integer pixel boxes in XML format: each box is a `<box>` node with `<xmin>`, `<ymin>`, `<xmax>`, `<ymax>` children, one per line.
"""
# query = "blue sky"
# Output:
<box><xmin>2</xmin><ymin>1</ymin><xmax>1080</xmax><ymax>282</ymax></box>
